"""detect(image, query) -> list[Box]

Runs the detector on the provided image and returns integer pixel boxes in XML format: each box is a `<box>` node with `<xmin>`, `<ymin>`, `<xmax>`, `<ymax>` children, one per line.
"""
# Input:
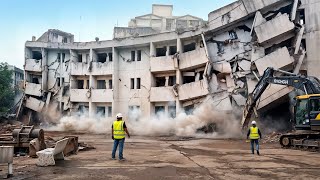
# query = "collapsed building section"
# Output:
<box><xmin>19</xmin><ymin>1</ymin><xmax>320</xmax><ymax>127</ymax></box>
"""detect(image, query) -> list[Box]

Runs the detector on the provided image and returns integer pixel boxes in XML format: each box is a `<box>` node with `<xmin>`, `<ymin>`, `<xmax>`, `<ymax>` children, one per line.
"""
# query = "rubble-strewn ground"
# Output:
<box><xmin>1</xmin><ymin>132</ymin><xmax>320</xmax><ymax>180</ymax></box>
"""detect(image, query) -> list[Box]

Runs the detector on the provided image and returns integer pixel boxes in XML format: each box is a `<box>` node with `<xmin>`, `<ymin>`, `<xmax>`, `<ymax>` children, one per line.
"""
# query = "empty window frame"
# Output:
<box><xmin>78</xmin><ymin>54</ymin><xmax>82</xmax><ymax>62</ymax></box>
<box><xmin>77</xmin><ymin>80</ymin><xmax>84</xmax><ymax>89</ymax></box>
<box><xmin>130</xmin><ymin>78</ymin><xmax>135</xmax><ymax>89</ymax></box>
<box><xmin>168</xmin><ymin>76</ymin><xmax>176</xmax><ymax>86</ymax></box>
<box><xmin>156</xmin><ymin>47</ymin><xmax>166</xmax><ymax>57</ymax></box>
<box><xmin>169</xmin><ymin>46</ymin><xmax>177</xmax><ymax>55</ymax></box>
<box><xmin>57</xmin><ymin>77</ymin><xmax>65</xmax><ymax>87</ymax></box>
<box><xmin>168</xmin><ymin>106</ymin><xmax>176</xmax><ymax>118</ymax></box>
<box><xmin>137</xmin><ymin>50</ymin><xmax>142</xmax><ymax>61</ymax></box>
<box><xmin>97</xmin><ymin>80</ymin><xmax>106</xmax><ymax>89</ymax></box>
<box><xmin>155</xmin><ymin>106</ymin><xmax>165</xmax><ymax>115</ymax></box>
<box><xmin>32</xmin><ymin>51</ymin><xmax>42</xmax><ymax>60</ymax></box>
<box><xmin>136</xmin><ymin>78</ymin><xmax>141</xmax><ymax>89</ymax></box>
<box><xmin>131</xmin><ymin>51</ymin><xmax>136</xmax><ymax>61</ymax></box>
<box><xmin>107</xmin><ymin>106</ymin><xmax>112</xmax><ymax>117</ymax></box>
<box><xmin>183</xmin><ymin>42</ymin><xmax>196</xmax><ymax>52</ymax></box>
<box><xmin>108</xmin><ymin>52</ymin><xmax>113</xmax><ymax>62</ymax></box>
<box><xmin>97</xmin><ymin>53</ymin><xmax>107</xmax><ymax>63</ymax></box>
<box><xmin>62</xmin><ymin>37</ymin><xmax>68</xmax><ymax>43</ymax></box>
<box><xmin>96</xmin><ymin>106</ymin><xmax>106</xmax><ymax>117</ymax></box>
<box><xmin>108</xmin><ymin>79</ymin><xmax>112</xmax><ymax>89</ymax></box>
<box><xmin>62</xmin><ymin>53</ymin><xmax>66</xmax><ymax>62</ymax></box>
<box><xmin>155</xmin><ymin>77</ymin><xmax>166</xmax><ymax>87</ymax></box>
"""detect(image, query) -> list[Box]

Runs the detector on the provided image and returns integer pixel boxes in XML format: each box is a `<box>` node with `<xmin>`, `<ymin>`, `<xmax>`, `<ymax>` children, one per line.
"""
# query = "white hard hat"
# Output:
<box><xmin>116</xmin><ymin>113</ymin><xmax>123</xmax><ymax>118</ymax></box>
<box><xmin>251</xmin><ymin>121</ymin><xmax>257</xmax><ymax>125</ymax></box>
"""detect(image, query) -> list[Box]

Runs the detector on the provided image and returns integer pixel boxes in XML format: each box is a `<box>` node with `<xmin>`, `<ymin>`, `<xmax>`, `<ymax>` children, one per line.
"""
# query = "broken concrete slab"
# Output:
<box><xmin>25</xmin><ymin>97</ymin><xmax>45</xmax><ymax>112</ymax></box>
<box><xmin>251</xmin><ymin>11</ymin><xmax>266</xmax><ymax>35</ymax></box>
<box><xmin>254</xmin><ymin>47</ymin><xmax>294</xmax><ymax>75</ymax></box>
<box><xmin>251</xmin><ymin>46</ymin><xmax>265</xmax><ymax>62</ymax></box>
<box><xmin>293</xmin><ymin>50</ymin><xmax>306</xmax><ymax>74</ymax></box>
<box><xmin>25</xmin><ymin>82</ymin><xmax>42</xmax><ymax>97</ymax></box>
<box><xmin>257</xmin><ymin>85</ymin><xmax>293</xmax><ymax>110</ymax></box>
<box><xmin>212</xmin><ymin>62</ymin><xmax>232</xmax><ymax>74</ymax></box>
<box><xmin>294</xmin><ymin>26</ymin><xmax>305</xmax><ymax>55</ymax></box>
<box><xmin>254</xmin><ymin>13</ymin><xmax>295</xmax><ymax>44</ymax></box>
<box><xmin>232</xmin><ymin>94</ymin><xmax>246</xmax><ymax>106</ymax></box>
<box><xmin>246</xmin><ymin>77</ymin><xmax>258</xmax><ymax>93</ymax></box>
<box><xmin>238</xmin><ymin>60</ymin><xmax>251</xmax><ymax>71</ymax></box>
<box><xmin>211</xmin><ymin>91</ymin><xmax>233</xmax><ymax>111</ymax></box>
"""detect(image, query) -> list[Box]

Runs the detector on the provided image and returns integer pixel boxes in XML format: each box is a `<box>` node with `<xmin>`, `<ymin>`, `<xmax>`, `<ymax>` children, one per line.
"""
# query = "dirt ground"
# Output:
<box><xmin>1</xmin><ymin>131</ymin><xmax>320</xmax><ymax>180</ymax></box>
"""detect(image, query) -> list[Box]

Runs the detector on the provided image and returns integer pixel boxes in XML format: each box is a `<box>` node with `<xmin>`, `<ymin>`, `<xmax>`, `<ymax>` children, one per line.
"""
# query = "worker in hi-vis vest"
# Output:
<box><xmin>247</xmin><ymin>121</ymin><xmax>262</xmax><ymax>155</ymax></box>
<box><xmin>111</xmin><ymin>113</ymin><xmax>130</xmax><ymax>161</ymax></box>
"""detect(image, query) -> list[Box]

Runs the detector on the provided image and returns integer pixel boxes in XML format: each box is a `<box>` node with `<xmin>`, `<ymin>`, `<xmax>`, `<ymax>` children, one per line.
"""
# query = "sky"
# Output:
<box><xmin>0</xmin><ymin>0</ymin><xmax>235</xmax><ymax>69</ymax></box>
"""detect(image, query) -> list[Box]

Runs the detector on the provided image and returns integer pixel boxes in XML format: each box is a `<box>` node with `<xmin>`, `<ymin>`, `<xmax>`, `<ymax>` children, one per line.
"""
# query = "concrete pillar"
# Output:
<box><xmin>166</xmin><ymin>46</ymin><xmax>170</xmax><ymax>56</ymax></box>
<box><xmin>112</xmin><ymin>47</ymin><xmax>119</xmax><ymax>117</ymax></box>
<box><xmin>59</xmin><ymin>53</ymin><xmax>63</xmax><ymax>111</ymax></box>
<box><xmin>150</xmin><ymin>42</ymin><xmax>156</xmax><ymax>57</ymax></box>
<box><xmin>165</xmin><ymin>76</ymin><xmax>169</xmax><ymax>87</ymax></box>
<box><xmin>177</xmin><ymin>38</ymin><xmax>183</xmax><ymax>53</ymax></box>
<box><xmin>41</xmin><ymin>48</ymin><xmax>48</xmax><ymax>92</ymax></box>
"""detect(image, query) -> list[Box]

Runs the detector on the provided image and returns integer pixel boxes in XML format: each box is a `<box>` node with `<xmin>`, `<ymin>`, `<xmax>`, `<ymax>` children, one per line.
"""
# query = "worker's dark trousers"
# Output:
<box><xmin>250</xmin><ymin>139</ymin><xmax>259</xmax><ymax>153</ymax></box>
<box><xmin>112</xmin><ymin>138</ymin><xmax>125</xmax><ymax>159</ymax></box>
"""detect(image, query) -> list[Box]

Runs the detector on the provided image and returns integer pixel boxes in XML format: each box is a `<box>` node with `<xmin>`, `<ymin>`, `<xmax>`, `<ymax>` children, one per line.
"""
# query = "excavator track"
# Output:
<box><xmin>280</xmin><ymin>132</ymin><xmax>320</xmax><ymax>151</ymax></box>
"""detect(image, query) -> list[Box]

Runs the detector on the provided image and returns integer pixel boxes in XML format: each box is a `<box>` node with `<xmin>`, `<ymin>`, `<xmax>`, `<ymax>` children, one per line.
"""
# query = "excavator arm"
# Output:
<box><xmin>241</xmin><ymin>67</ymin><xmax>320</xmax><ymax>129</ymax></box>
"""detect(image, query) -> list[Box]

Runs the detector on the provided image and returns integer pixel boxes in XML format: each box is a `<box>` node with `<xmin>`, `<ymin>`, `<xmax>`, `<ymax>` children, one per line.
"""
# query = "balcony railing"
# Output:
<box><xmin>25</xmin><ymin>82</ymin><xmax>42</xmax><ymax>97</ymax></box>
<box><xmin>150</xmin><ymin>56</ymin><xmax>176</xmax><ymax>73</ymax></box>
<box><xmin>25</xmin><ymin>59</ymin><xmax>41</xmax><ymax>72</ymax></box>
<box><xmin>150</xmin><ymin>86</ymin><xmax>176</xmax><ymax>102</ymax></box>
<box><xmin>179</xmin><ymin>48</ymin><xmax>208</xmax><ymax>70</ymax></box>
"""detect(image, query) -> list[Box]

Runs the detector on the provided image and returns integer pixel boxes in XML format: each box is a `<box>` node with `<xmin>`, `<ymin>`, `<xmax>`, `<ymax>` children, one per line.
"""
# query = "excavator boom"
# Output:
<box><xmin>241</xmin><ymin>67</ymin><xmax>320</xmax><ymax>129</ymax></box>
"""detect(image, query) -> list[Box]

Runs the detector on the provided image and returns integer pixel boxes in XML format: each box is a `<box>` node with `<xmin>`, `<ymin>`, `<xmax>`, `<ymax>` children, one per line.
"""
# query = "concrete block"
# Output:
<box><xmin>246</xmin><ymin>78</ymin><xmax>258</xmax><ymax>93</ymax></box>
<box><xmin>211</xmin><ymin>91</ymin><xmax>232</xmax><ymax>111</ymax></box>
<box><xmin>232</xmin><ymin>94</ymin><xmax>246</xmax><ymax>106</ymax></box>
<box><xmin>254</xmin><ymin>47</ymin><xmax>293</xmax><ymax>75</ymax></box>
<box><xmin>238</xmin><ymin>60</ymin><xmax>251</xmax><ymax>71</ymax></box>
<box><xmin>257</xmin><ymin>85</ymin><xmax>293</xmax><ymax>109</ymax></box>
<box><xmin>25</xmin><ymin>82</ymin><xmax>42</xmax><ymax>97</ymax></box>
<box><xmin>212</xmin><ymin>62</ymin><xmax>232</xmax><ymax>74</ymax></box>
<box><xmin>251</xmin><ymin>46</ymin><xmax>265</xmax><ymax>62</ymax></box>
<box><xmin>254</xmin><ymin>13</ymin><xmax>295</xmax><ymax>44</ymax></box>
<box><xmin>25</xmin><ymin>96</ymin><xmax>45</xmax><ymax>112</ymax></box>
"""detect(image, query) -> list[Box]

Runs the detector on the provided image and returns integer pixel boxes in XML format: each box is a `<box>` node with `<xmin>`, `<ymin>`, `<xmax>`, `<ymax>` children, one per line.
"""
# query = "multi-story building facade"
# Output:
<box><xmin>22</xmin><ymin>0</ymin><xmax>320</xmax><ymax>123</ymax></box>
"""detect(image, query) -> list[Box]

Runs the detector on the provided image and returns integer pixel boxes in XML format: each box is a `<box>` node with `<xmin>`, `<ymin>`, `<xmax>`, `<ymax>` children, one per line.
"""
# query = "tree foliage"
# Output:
<box><xmin>0</xmin><ymin>63</ymin><xmax>14</xmax><ymax>114</ymax></box>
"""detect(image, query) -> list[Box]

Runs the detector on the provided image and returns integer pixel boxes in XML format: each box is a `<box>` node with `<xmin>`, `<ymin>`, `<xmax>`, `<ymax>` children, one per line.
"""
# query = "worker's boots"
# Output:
<box><xmin>257</xmin><ymin>150</ymin><xmax>260</xmax><ymax>155</ymax></box>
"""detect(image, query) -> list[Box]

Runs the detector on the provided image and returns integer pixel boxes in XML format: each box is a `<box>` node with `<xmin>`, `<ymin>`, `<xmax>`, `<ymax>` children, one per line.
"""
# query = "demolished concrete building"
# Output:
<box><xmin>21</xmin><ymin>1</ymin><xmax>320</xmax><ymax>124</ymax></box>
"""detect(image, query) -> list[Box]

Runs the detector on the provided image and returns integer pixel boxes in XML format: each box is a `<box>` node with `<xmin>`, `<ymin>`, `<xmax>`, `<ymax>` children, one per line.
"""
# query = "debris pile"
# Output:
<box><xmin>262</xmin><ymin>132</ymin><xmax>282</xmax><ymax>143</ymax></box>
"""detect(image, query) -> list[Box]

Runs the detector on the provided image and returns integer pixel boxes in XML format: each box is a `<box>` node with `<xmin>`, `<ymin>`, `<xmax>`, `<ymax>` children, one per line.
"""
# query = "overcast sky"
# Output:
<box><xmin>0</xmin><ymin>0</ymin><xmax>235</xmax><ymax>69</ymax></box>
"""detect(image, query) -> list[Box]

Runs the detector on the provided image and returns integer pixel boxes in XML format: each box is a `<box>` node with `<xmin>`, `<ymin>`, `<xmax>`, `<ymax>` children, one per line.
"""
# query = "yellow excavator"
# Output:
<box><xmin>241</xmin><ymin>67</ymin><xmax>320</xmax><ymax>148</ymax></box>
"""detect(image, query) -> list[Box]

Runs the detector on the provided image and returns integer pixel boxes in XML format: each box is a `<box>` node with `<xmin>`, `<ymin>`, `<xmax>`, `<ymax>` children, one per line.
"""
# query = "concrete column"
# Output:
<box><xmin>165</xmin><ymin>76</ymin><xmax>169</xmax><ymax>87</ymax></box>
<box><xmin>59</xmin><ymin>53</ymin><xmax>63</xmax><ymax>111</ymax></box>
<box><xmin>89</xmin><ymin>75</ymin><xmax>95</xmax><ymax>117</ymax></box>
<box><xmin>150</xmin><ymin>42</ymin><xmax>156</xmax><ymax>57</ymax></box>
<box><xmin>177</xmin><ymin>38</ymin><xmax>183</xmax><ymax>53</ymax></box>
<box><xmin>166</xmin><ymin>46</ymin><xmax>170</xmax><ymax>56</ymax></box>
<box><xmin>41</xmin><ymin>48</ymin><xmax>48</xmax><ymax>92</ymax></box>
<box><xmin>112</xmin><ymin>47</ymin><xmax>119</xmax><ymax>117</ymax></box>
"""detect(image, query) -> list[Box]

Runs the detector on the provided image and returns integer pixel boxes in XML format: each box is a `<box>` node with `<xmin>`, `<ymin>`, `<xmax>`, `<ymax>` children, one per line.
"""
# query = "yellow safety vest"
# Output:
<box><xmin>249</xmin><ymin>127</ymin><xmax>260</xmax><ymax>139</ymax></box>
<box><xmin>113</xmin><ymin>120</ymin><xmax>125</xmax><ymax>139</ymax></box>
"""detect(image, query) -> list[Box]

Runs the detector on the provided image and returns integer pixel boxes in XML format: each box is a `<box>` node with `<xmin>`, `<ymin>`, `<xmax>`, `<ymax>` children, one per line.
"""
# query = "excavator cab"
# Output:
<box><xmin>294</xmin><ymin>94</ymin><xmax>320</xmax><ymax>131</ymax></box>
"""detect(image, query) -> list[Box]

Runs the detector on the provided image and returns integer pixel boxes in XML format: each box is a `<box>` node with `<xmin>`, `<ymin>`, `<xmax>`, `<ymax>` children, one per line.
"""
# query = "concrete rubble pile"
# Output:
<box><xmin>201</xmin><ymin>0</ymin><xmax>307</xmax><ymax>117</ymax></box>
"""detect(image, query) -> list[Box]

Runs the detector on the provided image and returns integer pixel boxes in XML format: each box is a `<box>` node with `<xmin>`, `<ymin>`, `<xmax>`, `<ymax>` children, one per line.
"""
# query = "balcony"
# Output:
<box><xmin>178</xmin><ymin>80</ymin><xmax>209</xmax><ymax>101</ymax></box>
<box><xmin>25</xmin><ymin>82</ymin><xmax>42</xmax><ymax>97</ymax></box>
<box><xmin>91</xmin><ymin>62</ymin><xmax>113</xmax><ymax>75</ymax></box>
<box><xmin>179</xmin><ymin>48</ymin><xmax>208</xmax><ymax>70</ymax></box>
<box><xmin>150</xmin><ymin>87</ymin><xmax>176</xmax><ymax>102</ymax></box>
<box><xmin>150</xmin><ymin>56</ymin><xmax>176</xmax><ymax>73</ymax></box>
<box><xmin>91</xmin><ymin>89</ymin><xmax>113</xmax><ymax>102</ymax></box>
<box><xmin>25</xmin><ymin>59</ymin><xmax>41</xmax><ymax>72</ymax></box>
<box><xmin>70</xmin><ymin>89</ymin><xmax>90</xmax><ymax>102</ymax></box>
<box><xmin>70</xmin><ymin>62</ymin><xmax>89</xmax><ymax>75</ymax></box>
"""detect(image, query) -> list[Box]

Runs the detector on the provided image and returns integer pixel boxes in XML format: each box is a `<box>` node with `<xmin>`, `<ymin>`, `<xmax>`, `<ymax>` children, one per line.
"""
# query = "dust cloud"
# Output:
<box><xmin>45</xmin><ymin>102</ymin><xmax>242</xmax><ymax>138</ymax></box>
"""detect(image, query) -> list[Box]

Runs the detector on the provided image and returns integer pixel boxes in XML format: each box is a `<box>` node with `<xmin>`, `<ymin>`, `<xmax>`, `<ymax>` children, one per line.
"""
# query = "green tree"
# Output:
<box><xmin>0</xmin><ymin>63</ymin><xmax>14</xmax><ymax>115</ymax></box>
